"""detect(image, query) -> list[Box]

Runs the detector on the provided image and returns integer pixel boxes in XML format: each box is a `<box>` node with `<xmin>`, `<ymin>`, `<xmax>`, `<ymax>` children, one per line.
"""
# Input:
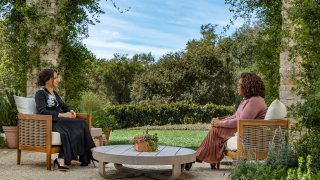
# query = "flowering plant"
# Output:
<box><xmin>132</xmin><ymin>130</ymin><xmax>159</xmax><ymax>152</ymax></box>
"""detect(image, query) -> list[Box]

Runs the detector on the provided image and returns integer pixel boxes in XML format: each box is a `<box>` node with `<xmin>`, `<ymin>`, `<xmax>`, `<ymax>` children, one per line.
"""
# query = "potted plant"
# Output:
<box><xmin>0</xmin><ymin>90</ymin><xmax>18</xmax><ymax>148</ymax></box>
<box><xmin>91</xmin><ymin>110</ymin><xmax>119</xmax><ymax>145</ymax></box>
<box><xmin>132</xmin><ymin>130</ymin><xmax>159</xmax><ymax>152</ymax></box>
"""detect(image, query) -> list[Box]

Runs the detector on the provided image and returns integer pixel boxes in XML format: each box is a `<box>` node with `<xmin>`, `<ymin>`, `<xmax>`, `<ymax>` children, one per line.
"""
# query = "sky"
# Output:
<box><xmin>83</xmin><ymin>0</ymin><xmax>245</xmax><ymax>60</ymax></box>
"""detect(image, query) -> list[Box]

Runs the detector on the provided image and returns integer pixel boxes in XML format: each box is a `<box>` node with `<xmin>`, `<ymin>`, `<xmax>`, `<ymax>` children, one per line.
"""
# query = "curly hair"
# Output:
<box><xmin>240</xmin><ymin>72</ymin><xmax>265</xmax><ymax>98</ymax></box>
<box><xmin>38</xmin><ymin>69</ymin><xmax>57</xmax><ymax>86</ymax></box>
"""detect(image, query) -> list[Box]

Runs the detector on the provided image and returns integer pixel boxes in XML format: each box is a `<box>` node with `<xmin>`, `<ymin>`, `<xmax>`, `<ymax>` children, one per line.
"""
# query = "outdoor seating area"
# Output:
<box><xmin>0</xmin><ymin>148</ymin><xmax>231</xmax><ymax>179</ymax></box>
<box><xmin>1</xmin><ymin>0</ymin><xmax>320</xmax><ymax>179</ymax></box>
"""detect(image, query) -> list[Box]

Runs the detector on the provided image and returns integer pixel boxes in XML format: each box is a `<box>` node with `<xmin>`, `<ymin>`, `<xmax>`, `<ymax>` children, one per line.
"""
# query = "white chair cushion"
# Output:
<box><xmin>226</xmin><ymin>132</ymin><xmax>237</xmax><ymax>151</ymax></box>
<box><xmin>264</xmin><ymin>99</ymin><xmax>287</xmax><ymax>120</ymax></box>
<box><xmin>51</xmin><ymin>132</ymin><xmax>62</xmax><ymax>145</ymax></box>
<box><xmin>14</xmin><ymin>95</ymin><xmax>37</xmax><ymax>114</ymax></box>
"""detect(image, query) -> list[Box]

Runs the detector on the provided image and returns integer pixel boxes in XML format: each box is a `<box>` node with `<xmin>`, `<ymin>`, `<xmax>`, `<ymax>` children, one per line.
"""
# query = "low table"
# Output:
<box><xmin>93</xmin><ymin>145</ymin><xmax>196</xmax><ymax>179</ymax></box>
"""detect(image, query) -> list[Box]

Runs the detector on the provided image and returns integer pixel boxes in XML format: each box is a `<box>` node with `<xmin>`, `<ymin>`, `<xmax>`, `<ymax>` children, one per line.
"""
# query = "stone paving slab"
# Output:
<box><xmin>0</xmin><ymin>149</ymin><xmax>231</xmax><ymax>180</ymax></box>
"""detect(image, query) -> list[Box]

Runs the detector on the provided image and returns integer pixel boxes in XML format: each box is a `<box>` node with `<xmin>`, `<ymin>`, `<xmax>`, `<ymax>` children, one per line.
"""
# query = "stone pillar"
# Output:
<box><xmin>279</xmin><ymin>0</ymin><xmax>301</xmax><ymax>108</ymax></box>
<box><xmin>26</xmin><ymin>0</ymin><xmax>61</xmax><ymax>97</ymax></box>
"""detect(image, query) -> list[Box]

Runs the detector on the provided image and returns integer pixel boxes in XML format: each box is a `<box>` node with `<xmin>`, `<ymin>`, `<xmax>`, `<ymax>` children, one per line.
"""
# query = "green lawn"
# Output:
<box><xmin>109</xmin><ymin>129</ymin><xmax>208</xmax><ymax>150</ymax></box>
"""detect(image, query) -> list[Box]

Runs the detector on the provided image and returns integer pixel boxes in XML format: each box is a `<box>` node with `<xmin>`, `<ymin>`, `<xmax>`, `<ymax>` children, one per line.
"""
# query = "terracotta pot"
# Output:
<box><xmin>134</xmin><ymin>141</ymin><xmax>149</xmax><ymax>152</ymax></box>
<box><xmin>104</xmin><ymin>128</ymin><xmax>112</xmax><ymax>145</ymax></box>
<box><xmin>2</xmin><ymin>126</ymin><xmax>18</xmax><ymax>149</ymax></box>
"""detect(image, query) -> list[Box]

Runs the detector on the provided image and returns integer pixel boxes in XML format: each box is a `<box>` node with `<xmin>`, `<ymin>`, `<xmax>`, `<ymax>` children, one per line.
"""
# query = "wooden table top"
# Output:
<box><xmin>93</xmin><ymin>145</ymin><xmax>196</xmax><ymax>165</ymax></box>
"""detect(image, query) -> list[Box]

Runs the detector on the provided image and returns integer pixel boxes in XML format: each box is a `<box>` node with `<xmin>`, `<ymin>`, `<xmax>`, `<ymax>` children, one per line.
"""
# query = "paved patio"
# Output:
<box><xmin>0</xmin><ymin>148</ymin><xmax>232</xmax><ymax>180</ymax></box>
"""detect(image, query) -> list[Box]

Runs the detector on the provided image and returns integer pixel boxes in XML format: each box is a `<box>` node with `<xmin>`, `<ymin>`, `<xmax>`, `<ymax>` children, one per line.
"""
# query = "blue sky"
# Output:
<box><xmin>83</xmin><ymin>0</ymin><xmax>244</xmax><ymax>59</ymax></box>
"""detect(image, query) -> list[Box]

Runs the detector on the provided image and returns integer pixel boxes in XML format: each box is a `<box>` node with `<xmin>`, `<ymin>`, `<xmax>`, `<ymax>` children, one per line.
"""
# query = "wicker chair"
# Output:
<box><xmin>17</xmin><ymin>113</ymin><xmax>91</xmax><ymax>170</ymax></box>
<box><xmin>226</xmin><ymin>119</ymin><xmax>289</xmax><ymax>160</ymax></box>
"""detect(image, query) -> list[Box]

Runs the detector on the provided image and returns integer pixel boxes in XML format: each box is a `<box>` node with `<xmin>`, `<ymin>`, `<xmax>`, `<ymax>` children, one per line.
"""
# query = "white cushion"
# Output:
<box><xmin>226</xmin><ymin>132</ymin><xmax>237</xmax><ymax>151</ymax></box>
<box><xmin>264</xmin><ymin>99</ymin><xmax>287</xmax><ymax>120</ymax></box>
<box><xmin>14</xmin><ymin>95</ymin><xmax>37</xmax><ymax>114</ymax></box>
<box><xmin>51</xmin><ymin>132</ymin><xmax>62</xmax><ymax>145</ymax></box>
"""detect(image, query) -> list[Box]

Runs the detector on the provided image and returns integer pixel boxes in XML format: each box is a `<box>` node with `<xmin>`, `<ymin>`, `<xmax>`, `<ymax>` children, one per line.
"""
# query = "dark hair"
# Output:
<box><xmin>240</xmin><ymin>72</ymin><xmax>265</xmax><ymax>98</ymax></box>
<box><xmin>38</xmin><ymin>69</ymin><xmax>57</xmax><ymax>86</ymax></box>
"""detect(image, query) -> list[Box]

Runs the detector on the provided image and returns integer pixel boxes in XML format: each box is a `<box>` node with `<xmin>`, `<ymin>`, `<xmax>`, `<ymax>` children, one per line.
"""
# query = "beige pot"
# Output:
<box><xmin>104</xmin><ymin>128</ymin><xmax>112</xmax><ymax>145</ymax></box>
<box><xmin>3</xmin><ymin>126</ymin><xmax>18</xmax><ymax>149</ymax></box>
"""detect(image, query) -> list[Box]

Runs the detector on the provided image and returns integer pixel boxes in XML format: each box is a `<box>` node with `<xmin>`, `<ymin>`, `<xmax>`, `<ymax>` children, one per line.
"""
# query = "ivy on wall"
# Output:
<box><xmin>0</xmin><ymin>0</ymin><xmax>104</xmax><ymax>101</ymax></box>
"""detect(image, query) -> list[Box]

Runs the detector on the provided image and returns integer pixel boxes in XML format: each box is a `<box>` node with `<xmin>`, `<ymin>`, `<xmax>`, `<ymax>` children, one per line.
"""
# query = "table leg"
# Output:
<box><xmin>114</xmin><ymin>163</ymin><xmax>123</xmax><ymax>170</ymax></box>
<box><xmin>98</xmin><ymin>161</ymin><xmax>108</xmax><ymax>178</ymax></box>
<box><xmin>172</xmin><ymin>164</ymin><xmax>182</xmax><ymax>180</ymax></box>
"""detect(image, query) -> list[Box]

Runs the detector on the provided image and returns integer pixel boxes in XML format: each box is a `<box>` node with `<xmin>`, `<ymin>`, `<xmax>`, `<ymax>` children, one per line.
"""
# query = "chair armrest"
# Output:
<box><xmin>76</xmin><ymin>113</ymin><xmax>92</xmax><ymax>130</ymax></box>
<box><xmin>18</xmin><ymin>113</ymin><xmax>53</xmax><ymax>148</ymax></box>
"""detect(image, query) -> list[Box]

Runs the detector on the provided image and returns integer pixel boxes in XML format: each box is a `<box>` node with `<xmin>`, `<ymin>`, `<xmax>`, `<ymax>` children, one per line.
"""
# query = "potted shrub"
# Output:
<box><xmin>0</xmin><ymin>90</ymin><xmax>18</xmax><ymax>148</ymax></box>
<box><xmin>91</xmin><ymin>110</ymin><xmax>119</xmax><ymax>145</ymax></box>
<box><xmin>132</xmin><ymin>130</ymin><xmax>159</xmax><ymax>152</ymax></box>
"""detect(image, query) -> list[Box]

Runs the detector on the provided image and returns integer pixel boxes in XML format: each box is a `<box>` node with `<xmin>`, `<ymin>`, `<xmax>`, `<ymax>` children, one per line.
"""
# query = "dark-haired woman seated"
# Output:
<box><xmin>35</xmin><ymin>68</ymin><xmax>96</xmax><ymax>171</ymax></box>
<box><xmin>192</xmin><ymin>72</ymin><xmax>268</xmax><ymax>170</ymax></box>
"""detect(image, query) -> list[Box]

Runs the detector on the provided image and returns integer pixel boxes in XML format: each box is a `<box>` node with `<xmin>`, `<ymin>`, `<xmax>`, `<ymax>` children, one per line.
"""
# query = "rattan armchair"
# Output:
<box><xmin>17</xmin><ymin>113</ymin><xmax>91</xmax><ymax>170</ymax></box>
<box><xmin>226</xmin><ymin>119</ymin><xmax>289</xmax><ymax>160</ymax></box>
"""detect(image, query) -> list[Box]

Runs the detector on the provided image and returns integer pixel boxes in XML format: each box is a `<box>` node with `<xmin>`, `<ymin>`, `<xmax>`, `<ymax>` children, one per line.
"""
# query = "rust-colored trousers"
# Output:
<box><xmin>196</xmin><ymin>127</ymin><xmax>236</xmax><ymax>163</ymax></box>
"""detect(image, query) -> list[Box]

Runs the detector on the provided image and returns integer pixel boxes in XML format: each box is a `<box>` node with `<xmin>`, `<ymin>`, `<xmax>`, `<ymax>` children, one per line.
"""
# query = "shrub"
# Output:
<box><xmin>79</xmin><ymin>91</ymin><xmax>107</xmax><ymax>113</ymax></box>
<box><xmin>0</xmin><ymin>134</ymin><xmax>6</xmax><ymax>148</ymax></box>
<box><xmin>91</xmin><ymin>110</ymin><xmax>119</xmax><ymax>131</ymax></box>
<box><xmin>103</xmin><ymin>102</ymin><xmax>234</xmax><ymax>128</ymax></box>
<box><xmin>294</xmin><ymin>129</ymin><xmax>320</xmax><ymax>173</ymax></box>
<box><xmin>0</xmin><ymin>90</ymin><xmax>18</xmax><ymax>130</ymax></box>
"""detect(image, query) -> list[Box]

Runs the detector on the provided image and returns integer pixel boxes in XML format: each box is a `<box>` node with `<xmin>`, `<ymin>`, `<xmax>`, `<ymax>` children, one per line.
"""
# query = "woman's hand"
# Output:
<box><xmin>58</xmin><ymin>112</ymin><xmax>75</xmax><ymax>118</ymax></box>
<box><xmin>210</xmin><ymin>117</ymin><xmax>220</xmax><ymax>127</ymax></box>
<box><xmin>70</xmin><ymin>110</ymin><xmax>76</xmax><ymax>118</ymax></box>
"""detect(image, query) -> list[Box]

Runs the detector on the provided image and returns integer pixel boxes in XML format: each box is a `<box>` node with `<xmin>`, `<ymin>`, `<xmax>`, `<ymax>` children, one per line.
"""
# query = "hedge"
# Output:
<box><xmin>103</xmin><ymin>102</ymin><xmax>234</xmax><ymax>128</ymax></box>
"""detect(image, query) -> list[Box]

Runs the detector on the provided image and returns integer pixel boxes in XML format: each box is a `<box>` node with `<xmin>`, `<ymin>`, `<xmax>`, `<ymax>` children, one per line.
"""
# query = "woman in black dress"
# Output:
<box><xmin>35</xmin><ymin>68</ymin><xmax>96</xmax><ymax>170</ymax></box>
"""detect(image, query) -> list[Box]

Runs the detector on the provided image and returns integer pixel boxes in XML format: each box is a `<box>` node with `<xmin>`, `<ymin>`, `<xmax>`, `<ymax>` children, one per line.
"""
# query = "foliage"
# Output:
<box><xmin>58</xmin><ymin>41</ymin><xmax>96</xmax><ymax>107</ymax></box>
<box><xmin>91</xmin><ymin>53</ymin><xmax>152</xmax><ymax>104</ymax></box>
<box><xmin>131</xmin><ymin>25</ymin><xmax>235</xmax><ymax>105</ymax></box>
<box><xmin>79</xmin><ymin>91</ymin><xmax>106</xmax><ymax>114</ymax></box>
<box><xmin>91</xmin><ymin>110</ymin><xmax>119</xmax><ymax>131</ymax></box>
<box><xmin>132</xmin><ymin>130</ymin><xmax>159</xmax><ymax>152</ymax></box>
<box><xmin>224</xmin><ymin>0</ymin><xmax>282</xmax><ymax>104</ymax></box>
<box><xmin>288</xmin><ymin>0</ymin><xmax>320</xmax><ymax>130</ymax></box>
<box><xmin>104</xmin><ymin>102</ymin><xmax>233</xmax><ymax>128</ymax></box>
<box><xmin>0</xmin><ymin>0</ymin><xmax>104</xmax><ymax>99</ymax></box>
<box><xmin>287</xmin><ymin>155</ymin><xmax>320</xmax><ymax>180</ymax></box>
<box><xmin>0</xmin><ymin>90</ymin><xmax>18</xmax><ymax>130</ymax></box>
<box><xmin>0</xmin><ymin>134</ymin><xmax>6</xmax><ymax>148</ymax></box>
<box><xmin>294</xmin><ymin>129</ymin><xmax>320</xmax><ymax>173</ymax></box>
<box><xmin>110</xmin><ymin>129</ymin><xmax>207</xmax><ymax>150</ymax></box>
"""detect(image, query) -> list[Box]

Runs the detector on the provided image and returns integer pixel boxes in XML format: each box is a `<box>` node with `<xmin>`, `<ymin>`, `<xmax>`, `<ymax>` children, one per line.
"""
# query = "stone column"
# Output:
<box><xmin>279</xmin><ymin>0</ymin><xmax>301</xmax><ymax>108</ymax></box>
<box><xmin>26</xmin><ymin>0</ymin><xmax>61</xmax><ymax>97</ymax></box>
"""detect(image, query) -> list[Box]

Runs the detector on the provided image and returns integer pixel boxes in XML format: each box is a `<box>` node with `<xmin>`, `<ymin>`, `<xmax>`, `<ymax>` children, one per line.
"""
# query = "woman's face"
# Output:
<box><xmin>46</xmin><ymin>72</ymin><xmax>59</xmax><ymax>89</ymax></box>
<box><xmin>237</xmin><ymin>78</ymin><xmax>245</xmax><ymax>97</ymax></box>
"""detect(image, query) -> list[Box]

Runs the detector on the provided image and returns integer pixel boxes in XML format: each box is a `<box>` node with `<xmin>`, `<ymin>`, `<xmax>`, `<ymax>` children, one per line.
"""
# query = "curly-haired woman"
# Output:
<box><xmin>191</xmin><ymin>72</ymin><xmax>268</xmax><ymax>170</ymax></box>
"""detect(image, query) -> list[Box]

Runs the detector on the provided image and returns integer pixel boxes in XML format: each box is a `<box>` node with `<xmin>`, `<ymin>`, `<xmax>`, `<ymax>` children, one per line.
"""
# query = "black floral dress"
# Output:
<box><xmin>35</xmin><ymin>87</ymin><xmax>95</xmax><ymax>165</ymax></box>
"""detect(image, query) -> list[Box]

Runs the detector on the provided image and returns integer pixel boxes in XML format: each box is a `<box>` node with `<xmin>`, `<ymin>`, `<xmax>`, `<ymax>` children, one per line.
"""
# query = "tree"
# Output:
<box><xmin>131</xmin><ymin>25</ymin><xmax>235</xmax><ymax>105</ymax></box>
<box><xmin>225</xmin><ymin>0</ymin><xmax>282</xmax><ymax>104</ymax></box>
<box><xmin>92</xmin><ymin>53</ymin><xmax>153</xmax><ymax>104</ymax></box>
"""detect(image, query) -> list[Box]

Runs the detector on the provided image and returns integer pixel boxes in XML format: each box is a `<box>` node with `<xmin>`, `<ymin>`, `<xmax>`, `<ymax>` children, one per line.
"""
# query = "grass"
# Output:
<box><xmin>109</xmin><ymin>129</ymin><xmax>208</xmax><ymax>150</ymax></box>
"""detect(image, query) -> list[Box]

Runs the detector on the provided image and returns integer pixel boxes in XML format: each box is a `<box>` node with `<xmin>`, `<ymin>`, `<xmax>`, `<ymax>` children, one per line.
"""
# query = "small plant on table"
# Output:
<box><xmin>132</xmin><ymin>130</ymin><xmax>159</xmax><ymax>152</ymax></box>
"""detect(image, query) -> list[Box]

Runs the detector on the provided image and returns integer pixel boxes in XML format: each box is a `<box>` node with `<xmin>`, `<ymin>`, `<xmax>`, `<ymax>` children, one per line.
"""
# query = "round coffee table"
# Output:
<box><xmin>93</xmin><ymin>145</ymin><xmax>196</xmax><ymax>179</ymax></box>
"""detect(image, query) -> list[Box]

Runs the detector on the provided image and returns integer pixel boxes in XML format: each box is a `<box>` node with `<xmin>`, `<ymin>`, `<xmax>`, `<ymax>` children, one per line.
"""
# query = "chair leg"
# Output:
<box><xmin>17</xmin><ymin>149</ymin><xmax>21</xmax><ymax>165</ymax></box>
<box><xmin>99</xmin><ymin>136</ymin><xmax>103</xmax><ymax>146</ymax></box>
<box><xmin>46</xmin><ymin>153</ymin><xmax>51</xmax><ymax>170</ymax></box>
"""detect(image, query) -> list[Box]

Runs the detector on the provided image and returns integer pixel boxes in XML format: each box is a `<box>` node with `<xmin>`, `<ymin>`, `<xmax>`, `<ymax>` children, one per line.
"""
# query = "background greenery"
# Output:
<box><xmin>109</xmin><ymin>129</ymin><xmax>208</xmax><ymax>150</ymax></box>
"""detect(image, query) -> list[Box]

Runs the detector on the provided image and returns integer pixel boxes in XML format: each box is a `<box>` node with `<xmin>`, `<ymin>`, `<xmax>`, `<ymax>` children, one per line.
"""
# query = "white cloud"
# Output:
<box><xmin>83</xmin><ymin>39</ymin><xmax>176</xmax><ymax>59</ymax></box>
